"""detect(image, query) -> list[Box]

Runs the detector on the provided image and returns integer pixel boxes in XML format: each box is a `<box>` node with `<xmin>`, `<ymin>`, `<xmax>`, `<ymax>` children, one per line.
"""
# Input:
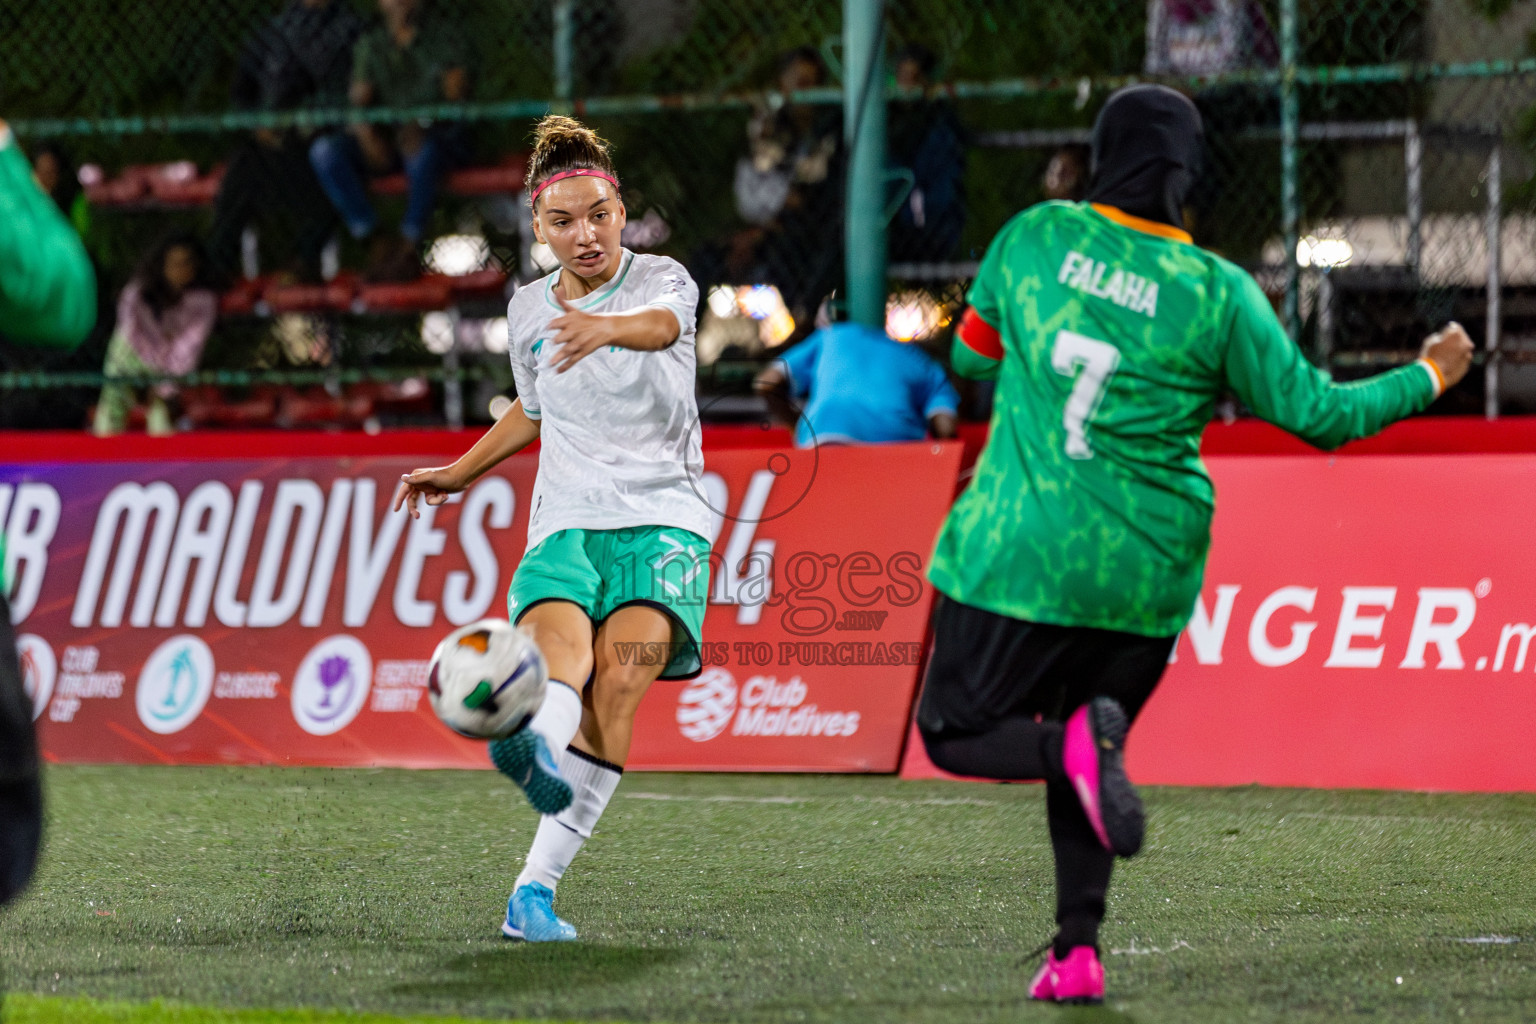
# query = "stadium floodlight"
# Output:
<box><xmin>736</xmin><ymin>285</ymin><xmax>794</xmax><ymax>346</ymax></box>
<box><xmin>482</xmin><ymin>317</ymin><xmax>509</xmax><ymax>354</ymax></box>
<box><xmin>885</xmin><ymin>291</ymin><xmax>946</xmax><ymax>342</ymax></box>
<box><xmin>426</xmin><ymin>234</ymin><xmax>488</xmax><ymax>276</ymax></box>
<box><xmin>739</xmin><ymin>284</ymin><xmax>782</xmax><ymax>320</ymax></box>
<box><xmin>1297</xmin><ymin>235</ymin><xmax>1353</xmax><ymax>268</ymax></box>
<box><xmin>421</xmin><ymin>311</ymin><xmax>456</xmax><ymax>354</ymax></box>
<box><xmin>528</xmin><ymin>242</ymin><xmax>560</xmax><ymax>273</ymax></box>
<box><xmin>707</xmin><ymin>285</ymin><xmax>738</xmax><ymax>320</ymax></box>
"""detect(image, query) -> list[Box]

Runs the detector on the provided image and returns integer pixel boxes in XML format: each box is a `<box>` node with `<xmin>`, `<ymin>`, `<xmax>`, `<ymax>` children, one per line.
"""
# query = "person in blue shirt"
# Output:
<box><xmin>754</xmin><ymin>320</ymin><xmax>960</xmax><ymax>446</ymax></box>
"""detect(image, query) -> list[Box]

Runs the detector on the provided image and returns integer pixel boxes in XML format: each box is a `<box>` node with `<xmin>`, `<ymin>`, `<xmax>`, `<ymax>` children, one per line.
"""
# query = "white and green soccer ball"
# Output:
<box><xmin>427</xmin><ymin>619</ymin><xmax>548</xmax><ymax>740</ymax></box>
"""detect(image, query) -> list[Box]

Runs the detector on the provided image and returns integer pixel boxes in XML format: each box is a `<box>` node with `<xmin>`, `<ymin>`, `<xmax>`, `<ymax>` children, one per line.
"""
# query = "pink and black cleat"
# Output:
<box><xmin>1028</xmin><ymin>946</ymin><xmax>1105</xmax><ymax>1005</ymax></box>
<box><xmin>1062</xmin><ymin>696</ymin><xmax>1144</xmax><ymax>857</ymax></box>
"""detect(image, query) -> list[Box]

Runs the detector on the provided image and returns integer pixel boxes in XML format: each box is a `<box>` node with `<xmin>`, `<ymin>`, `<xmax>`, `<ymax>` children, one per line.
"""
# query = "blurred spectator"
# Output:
<box><xmin>888</xmin><ymin>44</ymin><xmax>966</xmax><ymax>262</ymax></box>
<box><xmin>29</xmin><ymin>143</ymin><xmax>91</xmax><ymax>240</ymax></box>
<box><xmin>694</xmin><ymin>48</ymin><xmax>844</xmax><ymax>333</ymax></box>
<box><xmin>93</xmin><ymin>234</ymin><xmax>217</xmax><ymax>437</ymax></box>
<box><xmin>1042</xmin><ymin>143</ymin><xmax>1091</xmax><ymax>202</ymax></box>
<box><xmin>309</xmin><ymin>0</ymin><xmax>471</xmax><ymax>281</ymax></box>
<box><xmin>753</xmin><ymin>315</ymin><xmax>959</xmax><ymax>448</ymax></box>
<box><xmin>208</xmin><ymin>0</ymin><xmax>362</xmax><ymax>286</ymax></box>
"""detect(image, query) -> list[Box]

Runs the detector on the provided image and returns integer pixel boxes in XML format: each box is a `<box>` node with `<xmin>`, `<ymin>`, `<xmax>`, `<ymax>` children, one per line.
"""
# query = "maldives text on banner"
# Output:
<box><xmin>903</xmin><ymin>454</ymin><xmax>1536</xmax><ymax>793</ymax></box>
<box><xmin>4</xmin><ymin>441</ymin><xmax>962</xmax><ymax>772</ymax></box>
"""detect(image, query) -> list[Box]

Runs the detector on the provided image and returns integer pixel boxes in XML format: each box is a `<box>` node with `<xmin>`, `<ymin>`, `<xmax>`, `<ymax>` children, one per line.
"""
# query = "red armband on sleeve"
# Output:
<box><xmin>956</xmin><ymin>307</ymin><xmax>1003</xmax><ymax>360</ymax></box>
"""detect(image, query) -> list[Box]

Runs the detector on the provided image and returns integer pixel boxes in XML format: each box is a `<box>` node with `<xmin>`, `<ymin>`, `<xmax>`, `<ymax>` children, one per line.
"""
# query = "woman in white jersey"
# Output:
<box><xmin>393</xmin><ymin>116</ymin><xmax>712</xmax><ymax>942</ymax></box>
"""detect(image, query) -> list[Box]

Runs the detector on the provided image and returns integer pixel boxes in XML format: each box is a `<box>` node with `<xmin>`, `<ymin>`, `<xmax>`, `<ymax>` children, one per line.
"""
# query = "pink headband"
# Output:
<box><xmin>529</xmin><ymin>168</ymin><xmax>621</xmax><ymax>209</ymax></box>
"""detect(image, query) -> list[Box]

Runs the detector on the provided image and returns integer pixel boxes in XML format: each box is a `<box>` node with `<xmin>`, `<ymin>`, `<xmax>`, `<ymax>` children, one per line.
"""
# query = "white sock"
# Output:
<box><xmin>515</xmin><ymin>747</ymin><xmax>623</xmax><ymax>892</ymax></box>
<box><xmin>527</xmin><ymin>678</ymin><xmax>583</xmax><ymax>752</ymax></box>
<box><xmin>515</xmin><ymin>815</ymin><xmax>586</xmax><ymax>893</ymax></box>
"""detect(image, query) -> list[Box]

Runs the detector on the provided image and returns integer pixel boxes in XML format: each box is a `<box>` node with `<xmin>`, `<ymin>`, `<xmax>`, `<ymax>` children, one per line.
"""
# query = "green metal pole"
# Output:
<box><xmin>553</xmin><ymin>0</ymin><xmax>575</xmax><ymax>103</ymax></box>
<box><xmin>1280</xmin><ymin>0</ymin><xmax>1300</xmax><ymax>341</ymax></box>
<box><xmin>843</xmin><ymin>0</ymin><xmax>886</xmax><ymax>329</ymax></box>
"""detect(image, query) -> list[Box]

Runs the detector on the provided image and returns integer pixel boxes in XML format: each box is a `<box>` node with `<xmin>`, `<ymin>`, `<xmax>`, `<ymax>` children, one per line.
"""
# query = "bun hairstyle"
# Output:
<box><xmin>526</xmin><ymin>114</ymin><xmax>619</xmax><ymax>209</ymax></box>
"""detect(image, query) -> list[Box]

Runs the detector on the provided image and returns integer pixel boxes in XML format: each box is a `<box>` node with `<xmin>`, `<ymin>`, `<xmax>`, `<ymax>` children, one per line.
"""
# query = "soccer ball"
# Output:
<box><xmin>427</xmin><ymin>619</ymin><xmax>548</xmax><ymax>740</ymax></box>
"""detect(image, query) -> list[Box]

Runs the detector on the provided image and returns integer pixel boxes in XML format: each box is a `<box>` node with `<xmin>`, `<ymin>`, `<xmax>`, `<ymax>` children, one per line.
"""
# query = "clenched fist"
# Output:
<box><xmin>1421</xmin><ymin>321</ymin><xmax>1475</xmax><ymax>392</ymax></box>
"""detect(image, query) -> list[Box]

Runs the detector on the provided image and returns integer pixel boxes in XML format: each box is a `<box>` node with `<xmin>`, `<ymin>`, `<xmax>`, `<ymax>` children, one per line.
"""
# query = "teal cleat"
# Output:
<box><xmin>502</xmin><ymin>882</ymin><xmax>578</xmax><ymax>942</ymax></box>
<box><xmin>488</xmin><ymin>728</ymin><xmax>573</xmax><ymax>815</ymax></box>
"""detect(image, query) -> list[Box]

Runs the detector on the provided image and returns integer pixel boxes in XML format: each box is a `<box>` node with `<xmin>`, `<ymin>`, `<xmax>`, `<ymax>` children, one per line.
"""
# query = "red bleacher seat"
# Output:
<box><xmin>370</xmin><ymin>173</ymin><xmax>409</xmax><ymax>197</ymax></box>
<box><xmin>445</xmin><ymin>153</ymin><xmax>528</xmax><ymax>195</ymax></box>
<box><xmin>352</xmin><ymin>378</ymin><xmax>435</xmax><ymax>418</ymax></box>
<box><xmin>370</xmin><ymin>152</ymin><xmax>527</xmax><ymax>198</ymax></box>
<box><xmin>225</xmin><ymin>271</ymin><xmax>502</xmax><ymax>316</ymax></box>
<box><xmin>180</xmin><ymin>385</ymin><xmax>281</xmax><ymax>429</ymax></box>
<box><xmin>87</xmin><ymin>153</ymin><xmax>527</xmax><ymax>208</ymax></box>
<box><xmin>357</xmin><ymin>276</ymin><xmax>453</xmax><ymax>312</ymax></box>
<box><xmin>84</xmin><ymin>165</ymin><xmax>150</xmax><ymax>205</ymax></box>
<box><xmin>277</xmin><ymin>387</ymin><xmax>376</xmax><ymax>428</ymax></box>
<box><xmin>436</xmin><ymin>268</ymin><xmax>510</xmax><ymax>299</ymax></box>
<box><xmin>356</xmin><ymin>378</ymin><xmax>432</xmax><ymax>403</ymax></box>
<box><xmin>176</xmin><ymin>381</ymin><xmax>433</xmax><ymax>430</ymax></box>
<box><xmin>219</xmin><ymin>276</ymin><xmax>272</xmax><ymax>316</ymax></box>
<box><xmin>264</xmin><ymin>272</ymin><xmax>360</xmax><ymax>314</ymax></box>
<box><xmin>86</xmin><ymin>162</ymin><xmax>226</xmax><ymax>207</ymax></box>
<box><xmin>146</xmin><ymin>162</ymin><xmax>226</xmax><ymax>205</ymax></box>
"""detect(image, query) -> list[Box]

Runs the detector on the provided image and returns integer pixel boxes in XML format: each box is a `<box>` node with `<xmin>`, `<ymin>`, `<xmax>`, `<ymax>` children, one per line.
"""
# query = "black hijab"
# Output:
<box><xmin>1086</xmin><ymin>84</ymin><xmax>1204</xmax><ymax>230</ymax></box>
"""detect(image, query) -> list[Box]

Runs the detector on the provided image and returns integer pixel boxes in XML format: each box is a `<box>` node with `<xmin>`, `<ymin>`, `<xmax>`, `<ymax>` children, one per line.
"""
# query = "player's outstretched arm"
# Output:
<box><xmin>392</xmin><ymin>398</ymin><xmax>541</xmax><ymax>518</ymax></box>
<box><xmin>1222</xmin><ymin>273</ymin><xmax>1473</xmax><ymax>450</ymax></box>
<box><xmin>546</xmin><ymin>294</ymin><xmax>680</xmax><ymax>373</ymax></box>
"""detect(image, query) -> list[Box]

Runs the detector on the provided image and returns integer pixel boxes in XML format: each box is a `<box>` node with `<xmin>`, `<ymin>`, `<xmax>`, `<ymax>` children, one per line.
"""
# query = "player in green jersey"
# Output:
<box><xmin>914</xmin><ymin>86</ymin><xmax>1473</xmax><ymax>1005</ymax></box>
<box><xmin>0</xmin><ymin>119</ymin><xmax>97</xmax><ymax>906</ymax></box>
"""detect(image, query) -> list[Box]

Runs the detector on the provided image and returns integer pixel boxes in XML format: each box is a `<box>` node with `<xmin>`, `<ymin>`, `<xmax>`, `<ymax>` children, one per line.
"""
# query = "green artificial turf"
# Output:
<box><xmin>1</xmin><ymin>766</ymin><xmax>1533</xmax><ymax>1023</ymax></box>
<box><xmin>3</xmin><ymin>992</ymin><xmax>567</xmax><ymax>1024</ymax></box>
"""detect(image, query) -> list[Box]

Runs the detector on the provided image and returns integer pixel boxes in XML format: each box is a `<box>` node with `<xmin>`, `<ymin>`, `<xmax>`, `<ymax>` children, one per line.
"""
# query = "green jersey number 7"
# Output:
<box><xmin>1050</xmin><ymin>329</ymin><xmax>1120</xmax><ymax>460</ymax></box>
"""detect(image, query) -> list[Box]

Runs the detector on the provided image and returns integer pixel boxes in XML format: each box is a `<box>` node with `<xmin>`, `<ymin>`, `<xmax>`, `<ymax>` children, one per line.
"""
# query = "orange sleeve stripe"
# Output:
<box><xmin>1417</xmin><ymin>357</ymin><xmax>1446</xmax><ymax>396</ymax></box>
<box><xmin>957</xmin><ymin>307</ymin><xmax>1003</xmax><ymax>360</ymax></box>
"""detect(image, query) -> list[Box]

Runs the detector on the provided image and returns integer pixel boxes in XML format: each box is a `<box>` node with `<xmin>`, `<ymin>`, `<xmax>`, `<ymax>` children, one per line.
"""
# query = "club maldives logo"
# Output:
<box><xmin>676</xmin><ymin>668</ymin><xmax>738</xmax><ymax>742</ymax></box>
<box><xmin>676</xmin><ymin>668</ymin><xmax>862</xmax><ymax>742</ymax></box>
<box><xmin>291</xmin><ymin>635</ymin><xmax>373</xmax><ymax>736</ymax></box>
<box><xmin>135</xmin><ymin>636</ymin><xmax>215</xmax><ymax>734</ymax></box>
<box><xmin>15</xmin><ymin>634</ymin><xmax>56</xmax><ymax>722</ymax></box>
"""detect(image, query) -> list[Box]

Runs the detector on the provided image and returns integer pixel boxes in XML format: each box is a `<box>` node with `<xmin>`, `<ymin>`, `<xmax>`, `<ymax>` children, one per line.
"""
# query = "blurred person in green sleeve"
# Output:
<box><xmin>0</xmin><ymin>118</ymin><xmax>96</xmax><ymax>905</ymax></box>
<box><xmin>0</xmin><ymin>125</ymin><xmax>96</xmax><ymax>350</ymax></box>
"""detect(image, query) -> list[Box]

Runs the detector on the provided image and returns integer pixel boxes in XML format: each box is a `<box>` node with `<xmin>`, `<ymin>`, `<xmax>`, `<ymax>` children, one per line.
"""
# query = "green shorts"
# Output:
<box><xmin>508</xmin><ymin>526</ymin><xmax>712</xmax><ymax>680</ymax></box>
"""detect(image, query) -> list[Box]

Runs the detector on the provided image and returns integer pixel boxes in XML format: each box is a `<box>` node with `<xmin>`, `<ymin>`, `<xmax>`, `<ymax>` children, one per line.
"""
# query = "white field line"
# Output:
<box><xmin>1109</xmin><ymin>939</ymin><xmax>1195</xmax><ymax>956</ymax></box>
<box><xmin>1285</xmin><ymin>812</ymin><xmax>1506</xmax><ymax>827</ymax></box>
<box><xmin>622</xmin><ymin>792</ymin><xmax>999</xmax><ymax>808</ymax></box>
<box><xmin>1447</xmin><ymin>936</ymin><xmax>1521</xmax><ymax>944</ymax></box>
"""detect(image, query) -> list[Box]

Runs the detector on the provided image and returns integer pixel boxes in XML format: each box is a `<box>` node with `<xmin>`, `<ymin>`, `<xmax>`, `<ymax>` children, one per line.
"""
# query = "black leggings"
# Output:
<box><xmin>0</xmin><ymin>591</ymin><xmax>42</xmax><ymax>905</ymax></box>
<box><xmin>917</xmin><ymin>596</ymin><xmax>1175</xmax><ymax>952</ymax></box>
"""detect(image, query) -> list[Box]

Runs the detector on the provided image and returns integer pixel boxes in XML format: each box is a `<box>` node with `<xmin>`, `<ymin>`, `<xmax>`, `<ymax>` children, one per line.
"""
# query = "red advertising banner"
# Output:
<box><xmin>902</xmin><ymin>453</ymin><xmax>1536</xmax><ymax>793</ymax></box>
<box><xmin>3</xmin><ymin>440</ymin><xmax>960</xmax><ymax>773</ymax></box>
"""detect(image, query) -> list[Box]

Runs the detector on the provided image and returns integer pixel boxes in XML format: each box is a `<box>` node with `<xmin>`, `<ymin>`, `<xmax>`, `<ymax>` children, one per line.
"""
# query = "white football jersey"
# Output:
<box><xmin>506</xmin><ymin>250</ymin><xmax>712</xmax><ymax>551</ymax></box>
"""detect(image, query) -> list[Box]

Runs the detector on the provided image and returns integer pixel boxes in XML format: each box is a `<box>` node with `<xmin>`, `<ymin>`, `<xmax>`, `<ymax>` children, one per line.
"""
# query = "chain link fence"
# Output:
<box><xmin>2</xmin><ymin>0</ymin><xmax>1535</xmax><ymax>429</ymax></box>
